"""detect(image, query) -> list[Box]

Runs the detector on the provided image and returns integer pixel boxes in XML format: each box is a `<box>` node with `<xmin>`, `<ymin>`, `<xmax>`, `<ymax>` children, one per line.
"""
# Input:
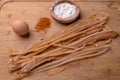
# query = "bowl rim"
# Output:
<box><xmin>50</xmin><ymin>0</ymin><xmax>80</xmax><ymax>23</ymax></box>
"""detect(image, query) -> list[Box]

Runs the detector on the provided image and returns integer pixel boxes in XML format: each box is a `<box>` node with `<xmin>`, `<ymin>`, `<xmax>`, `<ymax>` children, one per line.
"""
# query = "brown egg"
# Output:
<box><xmin>11</xmin><ymin>20</ymin><xmax>29</xmax><ymax>35</ymax></box>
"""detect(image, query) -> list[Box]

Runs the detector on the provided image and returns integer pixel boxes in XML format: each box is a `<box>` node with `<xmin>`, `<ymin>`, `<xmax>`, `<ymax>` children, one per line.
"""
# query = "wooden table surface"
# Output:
<box><xmin>0</xmin><ymin>0</ymin><xmax>120</xmax><ymax>80</ymax></box>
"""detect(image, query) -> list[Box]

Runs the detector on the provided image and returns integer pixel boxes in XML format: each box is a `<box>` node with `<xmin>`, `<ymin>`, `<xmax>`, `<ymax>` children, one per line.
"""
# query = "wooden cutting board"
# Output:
<box><xmin>0</xmin><ymin>0</ymin><xmax>120</xmax><ymax>80</ymax></box>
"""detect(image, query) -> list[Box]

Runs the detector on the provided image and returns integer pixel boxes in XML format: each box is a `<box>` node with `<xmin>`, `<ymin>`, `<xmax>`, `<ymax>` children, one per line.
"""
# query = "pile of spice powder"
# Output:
<box><xmin>35</xmin><ymin>17</ymin><xmax>51</xmax><ymax>31</ymax></box>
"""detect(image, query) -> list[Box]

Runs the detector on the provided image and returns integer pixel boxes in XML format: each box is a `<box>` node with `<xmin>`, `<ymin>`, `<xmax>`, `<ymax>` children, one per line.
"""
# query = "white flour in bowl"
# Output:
<box><xmin>53</xmin><ymin>2</ymin><xmax>76</xmax><ymax>19</ymax></box>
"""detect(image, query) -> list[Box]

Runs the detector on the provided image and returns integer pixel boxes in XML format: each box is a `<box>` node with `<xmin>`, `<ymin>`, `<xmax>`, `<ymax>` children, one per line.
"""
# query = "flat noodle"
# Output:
<box><xmin>9</xmin><ymin>24</ymin><xmax>105</xmax><ymax>69</ymax></box>
<box><xmin>9</xmin><ymin>21</ymin><xmax>105</xmax><ymax>65</ymax></box>
<box><xmin>48</xmin><ymin>66</ymin><xmax>69</xmax><ymax>76</ymax></box>
<box><xmin>33</xmin><ymin>45</ymin><xmax>110</xmax><ymax>72</ymax></box>
<box><xmin>16</xmin><ymin>14</ymin><xmax>108</xmax><ymax>56</ymax></box>
<box><xmin>95</xmin><ymin>38</ymin><xmax>112</xmax><ymax>47</ymax></box>
<box><xmin>8</xmin><ymin>14</ymin><xmax>118</xmax><ymax>80</ymax></box>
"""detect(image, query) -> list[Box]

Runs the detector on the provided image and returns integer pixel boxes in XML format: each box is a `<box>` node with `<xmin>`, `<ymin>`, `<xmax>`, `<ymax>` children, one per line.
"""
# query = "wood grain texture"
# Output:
<box><xmin>1</xmin><ymin>0</ymin><xmax>120</xmax><ymax>2</ymax></box>
<box><xmin>0</xmin><ymin>0</ymin><xmax>120</xmax><ymax>80</ymax></box>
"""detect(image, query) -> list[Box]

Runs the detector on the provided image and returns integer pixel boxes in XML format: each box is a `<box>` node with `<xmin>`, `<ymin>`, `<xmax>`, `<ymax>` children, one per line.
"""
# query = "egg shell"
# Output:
<box><xmin>11</xmin><ymin>20</ymin><xmax>29</xmax><ymax>35</ymax></box>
